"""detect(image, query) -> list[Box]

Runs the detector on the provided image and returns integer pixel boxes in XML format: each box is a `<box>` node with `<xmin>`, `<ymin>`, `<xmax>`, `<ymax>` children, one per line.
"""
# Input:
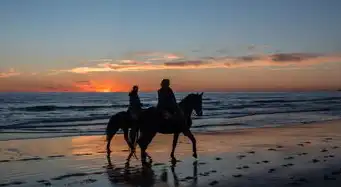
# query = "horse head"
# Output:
<box><xmin>180</xmin><ymin>92</ymin><xmax>204</xmax><ymax>117</ymax></box>
<box><xmin>193</xmin><ymin>92</ymin><xmax>204</xmax><ymax>116</ymax></box>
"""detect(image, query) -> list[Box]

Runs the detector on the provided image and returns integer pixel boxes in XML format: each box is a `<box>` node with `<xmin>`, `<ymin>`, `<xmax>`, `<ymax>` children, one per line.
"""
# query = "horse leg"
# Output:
<box><xmin>183</xmin><ymin>130</ymin><xmax>197</xmax><ymax>159</ymax></box>
<box><xmin>129</xmin><ymin>127</ymin><xmax>139</xmax><ymax>149</ymax></box>
<box><xmin>170</xmin><ymin>133</ymin><xmax>180</xmax><ymax>161</ymax></box>
<box><xmin>106</xmin><ymin>126</ymin><xmax>119</xmax><ymax>154</ymax></box>
<box><xmin>123</xmin><ymin>128</ymin><xmax>134</xmax><ymax>151</ymax></box>
<box><xmin>137</xmin><ymin>132</ymin><xmax>156</xmax><ymax>164</ymax></box>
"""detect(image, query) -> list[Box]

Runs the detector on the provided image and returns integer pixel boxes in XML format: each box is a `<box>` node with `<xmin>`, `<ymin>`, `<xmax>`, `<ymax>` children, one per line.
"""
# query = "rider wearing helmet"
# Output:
<box><xmin>128</xmin><ymin>85</ymin><xmax>142</xmax><ymax>120</ymax></box>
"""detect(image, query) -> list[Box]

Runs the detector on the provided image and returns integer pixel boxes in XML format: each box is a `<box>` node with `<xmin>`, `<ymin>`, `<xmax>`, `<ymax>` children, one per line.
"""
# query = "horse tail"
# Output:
<box><xmin>106</xmin><ymin>113</ymin><xmax>121</xmax><ymax>142</ymax></box>
<box><xmin>133</xmin><ymin>127</ymin><xmax>140</xmax><ymax>149</ymax></box>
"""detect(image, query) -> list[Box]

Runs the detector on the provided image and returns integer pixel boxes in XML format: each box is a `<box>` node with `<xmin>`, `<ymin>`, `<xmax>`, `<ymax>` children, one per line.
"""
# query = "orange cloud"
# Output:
<box><xmin>56</xmin><ymin>52</ymin><xmax>341</xmax><ymax>74</ymax></box>
<box><xmin>0</xmin><ymin>68</ymin><xmax>20</xmax><ymax>78</ymax></box>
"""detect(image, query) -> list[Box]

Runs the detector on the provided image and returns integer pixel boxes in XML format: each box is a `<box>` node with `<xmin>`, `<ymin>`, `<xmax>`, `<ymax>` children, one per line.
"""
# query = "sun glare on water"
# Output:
<box><xmin>100</xmin><ymin>88</ymin><xmax>111</xmax><ymax>93</ymax></box>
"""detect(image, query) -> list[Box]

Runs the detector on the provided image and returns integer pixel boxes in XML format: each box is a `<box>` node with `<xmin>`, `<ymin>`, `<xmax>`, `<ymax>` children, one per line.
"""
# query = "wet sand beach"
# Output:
<box><xmin>1</xmin><ymin>120</ymin><xmax>341</xmax><ymax>187</ymax></box>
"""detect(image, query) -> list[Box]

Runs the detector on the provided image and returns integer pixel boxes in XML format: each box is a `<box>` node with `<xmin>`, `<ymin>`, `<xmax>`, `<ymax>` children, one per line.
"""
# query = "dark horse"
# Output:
<box><xmin>134</xmin><ymin>93</ymin><xmax>203</xmax><ymax>163</ymax></box>
<box><xmin>105</xmin><ymin>109</ymin><xmax>151</xmax><ymax>160</ymax></box>
<box><xmin>106</xmin><ymin>111</ymin><xmax>137</xmax><ymax>155</ymax></box>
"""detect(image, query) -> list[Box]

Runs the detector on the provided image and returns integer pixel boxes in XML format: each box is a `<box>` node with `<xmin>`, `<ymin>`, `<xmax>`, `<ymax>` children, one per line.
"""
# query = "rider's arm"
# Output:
<box><xmin>137</xmin><ymin>95</ymin><xmax>143</xmax><ymax>107</ymax></box>
<box><xmin>169</xmin><ymin>89</ymin><xmax>177</xmax><ymax>104</ymax></box>
<box><xmin>157</xmin><ymin>90</ymin><xmax>163</xmax><ymax>106</ymax></box>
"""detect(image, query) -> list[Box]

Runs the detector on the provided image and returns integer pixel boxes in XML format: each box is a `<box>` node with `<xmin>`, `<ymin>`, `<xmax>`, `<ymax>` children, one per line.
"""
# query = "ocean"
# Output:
<box><xmin>0</xmin><ymin>92</ymin><xmax>340</xmax><ymax>141</ymax></box>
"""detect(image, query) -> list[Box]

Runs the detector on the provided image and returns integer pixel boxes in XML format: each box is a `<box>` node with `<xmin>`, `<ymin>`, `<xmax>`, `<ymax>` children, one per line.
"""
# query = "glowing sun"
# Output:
<box><xmin>99</xmin><ymin>88</ymin><xmax>111</xmax><ymax>93</ymax></box>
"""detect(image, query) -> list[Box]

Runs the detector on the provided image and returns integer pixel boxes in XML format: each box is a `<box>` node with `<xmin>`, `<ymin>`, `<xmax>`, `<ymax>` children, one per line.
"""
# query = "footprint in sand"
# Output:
<box><xmin>51</xmin><ymin>173</ymin><xmax>89</xmax><ymax>181</ymax></box>
<box><xmin>200</xmin><ymin>172</ymin><xmax>210</xmax><ymax>176</ymax></box>
<box><xmin>284</xmin><ymin>156</ymin><xmax>295</xmax><ymax>160</ymax></box>
<box><xmin>232</xmin><ymin>174</ymin><xmax>242</xmax><ymax>178</ymax></box>
<box><xmin>215</xmin><ymin>157</ymin><xmax>222</xmax><ymax>160</ymax></box>
<box><xmin>268</xmin><ymin>168</ymin><xmax>276</xmax><ymax>173</ymax></box>
<box><xmin>237</xmin><ymin>155</ymin><xmax>246</xmax><ymax>159</ymax></box>
<box><xmin>18</xmin><ymin>157</ymin><xmax>43</xmax><ymax>162</ymax></box>
<box><xmin>282</xmin><ymin>163</ymin><xmax>294</xmax><ymax>167</ymax></box>
<box><xmin>80</xmin><ymin>178</ymin><xmax>97</xmax><ymax>185</ymax></box>
<box><xmin>276</xmin><ymin>145</ymin><xmax>284</xmax><ymax>148</ymax></box>
<box><xmin>209</xmin><ymin>180</ymin><xmax>219</xmax><ymax>186</ymax></box>
<box><xmin>73</xmin><ymin>153</ymin><xmax>92</xmax><ymax>156</ymax></box>
<box><xmin>312</xmin><ymin>159</ymin><xmax>320</xmax><ymax>163</ymax></box>
<box><xmin>297</xmin><ymin>143</ymin><xmax>304</xmax><ymax>147</ymax></box>
<box><xmin>304</xmin><ymin>141</ymin><xmax>311</xmax><ymax>144</ymax></box>
<box><xmin>0</xmin><ymin>160</ymin><xmax>10</xmax><ymax>163</ymax></box>
<box><xmin>184</xmin><ymin>176</ymin><xmax>195</xmax><ymax>180</ymax></box>
<box><xmin>321</xmin><ymin>148</ymin><xmax>328</xmax><ymax>153</ymax></box>
<box><xmin>48</xmin><ymin>155</ymin><xmax>65</xmax><ymax>159</ymax></box>
<box><xmin>332</xmin><ymin>146</ymin><xmax>339</xmax><ymax>149</ymax></box>
<box><xmin>37</xmin><ymin>179</ymin><xmax>52</xmax><ymax>186</ymax></box>
<box><xmin>298</xmin><ymin>152</ymin><xmax>308</xmax><ymax>156</ymax></box>
<box><xmin>268</xmin><ymin>148</ymin><xmax>277</xmax><ymax>151</ymax></box>
<box><xmin>247</xmin><ymin>151</ymin><xmax>255</xmax><ymax>154</ymax></box>
<box><xmin>242</xmin><ymin>166</ymin><xmax>250</xmax><ymax>169</ymax></box>
<box><xmin>262</xmin><ymin>160</ymin><xmax>270</xmax><ymax>164</ymax></box>
<box><xmin>237</xmin><ymin>166</ymin><xmax>249</xmax><ymax>170</ymax></box>
<box><xmin>0</xmin><ymin>181</ymin><xmax>26</xmax><ymax>186</ymax></box>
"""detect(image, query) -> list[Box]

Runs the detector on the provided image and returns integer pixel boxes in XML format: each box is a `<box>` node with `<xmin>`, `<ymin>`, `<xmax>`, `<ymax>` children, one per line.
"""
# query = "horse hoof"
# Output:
<box><xmin>193</xmin><ymin>153</ymin><xmax>198</xmax><ymax>159</ymax></box>
<box><xmin>171</xmin><ymin>160</ymin><xmax>177</xmax><ymax>166</ymax></box>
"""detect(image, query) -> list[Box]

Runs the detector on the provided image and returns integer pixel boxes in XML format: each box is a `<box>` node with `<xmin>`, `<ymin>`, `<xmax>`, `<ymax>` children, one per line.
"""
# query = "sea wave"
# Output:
<box><xmin>1</xmin><ymin>115</ymin><xmax>111</xmax><ymax>129</ymax></box>
<box><xmin>3</xmin><ymin>105</ymin><xmax>340</xmax><ymax>130</ymax></box>
<box><xmin>252</xmin><ymin>96</ymin><xmax>341</xmax><ymax>104</ymax></box>
<box><xmin>9</xmin><ymin>104</ymin><xmax>129</xmax><ymax>112</ymax></box>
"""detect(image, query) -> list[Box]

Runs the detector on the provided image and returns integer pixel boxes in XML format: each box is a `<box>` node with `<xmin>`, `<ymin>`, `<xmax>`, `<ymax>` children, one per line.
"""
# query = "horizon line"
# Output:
<box><xmin>0</xmin><ymin>89</ymin><xmax>339</xmax><ymax>94</ymax></box>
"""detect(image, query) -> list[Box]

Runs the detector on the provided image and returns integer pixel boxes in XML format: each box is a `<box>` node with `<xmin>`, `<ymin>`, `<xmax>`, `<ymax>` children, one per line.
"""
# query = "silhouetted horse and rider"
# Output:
<box><xmin>106</xmin><ymin>79</ymin><xmax>203</xmax><ymax>163</ymax></box>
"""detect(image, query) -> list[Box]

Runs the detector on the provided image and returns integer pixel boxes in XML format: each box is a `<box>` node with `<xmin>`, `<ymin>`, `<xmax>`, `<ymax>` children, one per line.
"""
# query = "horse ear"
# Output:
<box><xmin>200</xmin><ymin>92</ymin><xmax>203</xmax><ymax>96</ymax></box>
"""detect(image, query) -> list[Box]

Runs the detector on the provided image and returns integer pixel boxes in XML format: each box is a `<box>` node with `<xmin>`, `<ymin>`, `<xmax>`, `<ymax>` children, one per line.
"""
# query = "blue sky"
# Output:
<box><xmin>1</xmin><ymin>0</ymin><xmax>341</xmax><ymax>91</ymax></box>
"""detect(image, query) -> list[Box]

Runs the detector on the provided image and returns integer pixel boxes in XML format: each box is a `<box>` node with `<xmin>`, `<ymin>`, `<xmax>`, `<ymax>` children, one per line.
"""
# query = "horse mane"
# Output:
<box><xmin>179</xmin><ymin>93</ymin><xmax>198</xmax><ymax>106</ymax></box>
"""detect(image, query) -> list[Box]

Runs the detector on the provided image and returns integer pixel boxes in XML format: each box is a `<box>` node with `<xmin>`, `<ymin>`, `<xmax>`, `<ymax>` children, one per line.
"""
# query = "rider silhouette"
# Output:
<box><xmin>128</xmin><ymin>85</ymin><xmax>142</xmax><ymax>120</ymax></box>
<box><xmin>157</xmin><ymin>79</ymin><xmax>182</xmax><ymax>120</ymax></box>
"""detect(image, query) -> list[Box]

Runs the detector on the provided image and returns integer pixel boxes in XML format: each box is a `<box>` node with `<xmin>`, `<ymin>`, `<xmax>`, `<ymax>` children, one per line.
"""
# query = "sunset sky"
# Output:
<box><xmin>1</xmin><ymin>0</ymin><xmax>341</xmax><ymax>92</ymax></box>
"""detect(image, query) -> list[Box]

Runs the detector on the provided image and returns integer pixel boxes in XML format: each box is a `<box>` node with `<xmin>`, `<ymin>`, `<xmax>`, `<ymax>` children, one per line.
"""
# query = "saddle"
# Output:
<box><xmin>162</xmin><ymin>111</ymin><xmax>173</xmax><ymax>120</ymax></box>
<box><xmin>128</xmin><ymin>108</ymin><xmax>140</xmax><ymax>121</ymax></box>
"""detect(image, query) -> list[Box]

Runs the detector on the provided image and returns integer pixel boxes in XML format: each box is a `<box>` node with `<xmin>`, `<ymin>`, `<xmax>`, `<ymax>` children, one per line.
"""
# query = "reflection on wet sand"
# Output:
<box><xmin>106</xmin><ymin>155</ymin><xmax>156</xmax><ymax>186</ymax></box>
<box><xmin>105</xmin><ymin>154</ymin><xmax>198</xmax><ymax>187</ymax></box>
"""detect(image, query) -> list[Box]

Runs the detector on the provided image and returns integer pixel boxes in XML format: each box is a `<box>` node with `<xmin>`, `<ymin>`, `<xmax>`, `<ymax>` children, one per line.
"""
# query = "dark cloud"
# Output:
<box><xmin>270</xmin><ymin>53</ymin><xmax>320</xmax><ymax>62</ymax></box>
<box><xmin>164</xmin><ymin>60</ymin><xmax>208</xmax><ymax>67</ymax></box>
<box><xmin>234</xmin><ymin>55</ymin><xmax>262</xmax><ymax>62</ymax></box>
